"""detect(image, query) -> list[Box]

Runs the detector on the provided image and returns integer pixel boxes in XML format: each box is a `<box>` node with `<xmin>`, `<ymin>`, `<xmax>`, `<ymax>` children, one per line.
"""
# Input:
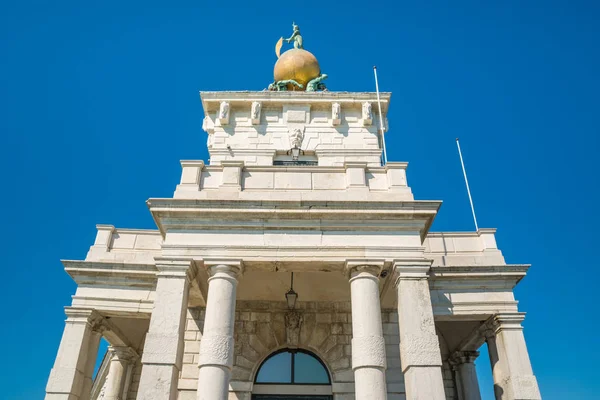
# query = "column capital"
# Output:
<box><xmin>203</xmin><ymin>258</ymin><xmax>243</xmax><ymax>278</ymax></box>
<box><xmin>64</xmin><ymin>307</ymin><xmax>97</xmax><ymax>322</ymax></box>
<box><xmin>345</xmin><ymin>259</ymin><xmax>385</xmax><ymax>280</ymax></box>
<box><xmin>483</xmin><ymin>312</ymin><xmax>526</xmax><ymax>336</ymax></box>
<box><xmin>154</xmin><ymin>257</ymin><xmax>196</xmax><ymax>280</ymax></box>
<box><xmin>64</xmin><ymin>307</ymin><xmax>108</xmax><ymax>334</ymax></box>
<box><xmin>108</xmin><ymin>345</ymin><xmax>139</xmax><ymax>362</ymax></box>
<box><xmin>449</xmin><ymin>351</ymin><xmax>480</xmax><ymax>367</ymax></box>
<box><xmin>393</xmin><ymin>259</ymin><xmax>433</xmax><ymax>281</ymax></box>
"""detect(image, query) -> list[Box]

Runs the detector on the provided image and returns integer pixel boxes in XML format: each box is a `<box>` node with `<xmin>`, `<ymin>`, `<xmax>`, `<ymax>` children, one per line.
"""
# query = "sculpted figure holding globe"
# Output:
<box><xmin>270</xmin><ymin>23</ymin><xmax>327</xmax><ymax>92</ymax></box>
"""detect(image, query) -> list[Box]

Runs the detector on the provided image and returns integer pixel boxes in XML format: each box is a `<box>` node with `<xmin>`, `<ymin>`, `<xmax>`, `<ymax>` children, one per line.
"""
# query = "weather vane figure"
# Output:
<box><xmin>270</xmin><ymin>22</ymin><xmax>328</xmax><ymax>92</ymax></box>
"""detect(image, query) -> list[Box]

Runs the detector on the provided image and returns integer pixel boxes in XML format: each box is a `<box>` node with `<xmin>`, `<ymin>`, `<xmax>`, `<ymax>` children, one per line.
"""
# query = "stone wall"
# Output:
<box><xmin>176</xmin><ymin>301</ymin><xmax>456</xmax><ymax>400</ymax></box>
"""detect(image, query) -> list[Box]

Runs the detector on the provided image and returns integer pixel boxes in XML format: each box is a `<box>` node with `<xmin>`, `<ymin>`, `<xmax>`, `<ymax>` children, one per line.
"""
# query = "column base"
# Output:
<box><xmin>403</xmin><ymin>366</ymin><xmax>446</xmax><ymax>400</ymax></box>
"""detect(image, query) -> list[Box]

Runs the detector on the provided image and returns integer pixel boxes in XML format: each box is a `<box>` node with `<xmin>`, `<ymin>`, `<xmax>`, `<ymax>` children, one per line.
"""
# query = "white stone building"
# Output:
<box><xmin>45</xmin><ymin>90</ymin><xmax>541</xmax><ymax>400</ymax></box>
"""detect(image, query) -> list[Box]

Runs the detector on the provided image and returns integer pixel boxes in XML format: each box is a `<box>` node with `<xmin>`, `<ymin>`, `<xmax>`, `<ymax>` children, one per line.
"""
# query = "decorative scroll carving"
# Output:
<box><xmin>218</xmin><ymin>101</ymin><xmax>230</xmax><ymax>125</ymax></box>
<box><xmin>251</xmin><ymin>102</ymin><xmax>262</xmax><ymax>125</ymax></box>
<box><xmin>332</xmin><ymin>103</ymin><xmax>341</xmax><ymax>125</ymax></box>
<box><xmin>361</xmin><ymin>102</ymin><xmax>373</xmax><ymax>125</ymax></box>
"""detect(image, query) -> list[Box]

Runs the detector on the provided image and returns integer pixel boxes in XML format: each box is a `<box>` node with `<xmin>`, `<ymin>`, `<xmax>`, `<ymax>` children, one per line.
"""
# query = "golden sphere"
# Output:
<box><xmin>274</xmin><ymin>49</ymin><xmax>321</xmax><ymax>91</ymax></box>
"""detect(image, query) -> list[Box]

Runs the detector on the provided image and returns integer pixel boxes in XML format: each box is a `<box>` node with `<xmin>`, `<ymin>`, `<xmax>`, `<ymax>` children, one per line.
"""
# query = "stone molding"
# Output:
<box><xmin>200</xmin><ymin>91</ymin><xmax>391</xmax><ymax>113</ymax></box>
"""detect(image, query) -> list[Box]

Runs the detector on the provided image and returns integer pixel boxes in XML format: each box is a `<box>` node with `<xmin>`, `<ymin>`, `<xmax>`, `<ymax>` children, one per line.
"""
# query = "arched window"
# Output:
<box><xmin>252</xmin><ymin>349</ymin><xmax>332</xmax><ymax>399</ymax></box>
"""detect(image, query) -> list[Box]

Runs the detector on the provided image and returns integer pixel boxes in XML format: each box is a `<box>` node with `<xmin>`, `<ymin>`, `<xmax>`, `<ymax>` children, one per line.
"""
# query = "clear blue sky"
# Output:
<box><xmin>1</xmin><ymin>1</ymin><xmax>598</xmax><ymax>399</ymax></box>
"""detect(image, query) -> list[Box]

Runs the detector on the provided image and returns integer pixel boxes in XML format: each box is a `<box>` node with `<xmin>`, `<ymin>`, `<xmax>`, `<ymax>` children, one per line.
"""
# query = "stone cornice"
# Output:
<box><xmin>148</xmin><ymin>198</ymin><xmax>440</xmax><ymax>239</ymax></box>
<box><xmin>62</xmin><ymin>260</ymin><xmax>158</xmax><ymax>288</ymax></box>
<box><xmin>426</xmin><ymin>229</ymin><xmax>496</xmax><ymax>237</ymax></box>
<box><xmin>200</xmin><ymin>91</ymin><xmax>392</xmax><ymax>114</ymax></box>
<box><xmin>429</xmin><ymin>265</ymin><xmax>530</xmax><ymax>289</ymax></box>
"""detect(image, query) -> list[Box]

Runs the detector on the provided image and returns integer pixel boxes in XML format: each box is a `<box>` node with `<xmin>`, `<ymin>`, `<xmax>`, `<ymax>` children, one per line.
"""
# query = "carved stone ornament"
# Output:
<box><xmin>285</xmin><ymin>311</ymin><xmax>303</xmax><ymax>346</ymax></box>
<box><xmin>202</xmin><ymin>116</ymin><xmax>214</xmax><ymax>134</ymax></box>
<box><xmin>362</xmin><ymin>102</ymin><xmax>373</xmax><ymax>125</ymax></box>
<box><xmin>289</xmin><ymin>126</ymin><xmax>305</xmax><ymax>148</ymax></box>
<box><xmin>332</xmin><ymin>103</ymin><xmax>341</xmax><ymax>125</ymax></box>
<box><xmin>218</xmin><ymin>101</ymin><xmax>230</xmax><ymax>125</ymax></box>
<box><xmin>202</xmin><ymin>116</ymin><xmax>215</xmax><ymax>148</ymax></box>
<box><xmin>251</xmin><ymin>101</ymin><xmax>262</xmax><ymax>125</ymax></box>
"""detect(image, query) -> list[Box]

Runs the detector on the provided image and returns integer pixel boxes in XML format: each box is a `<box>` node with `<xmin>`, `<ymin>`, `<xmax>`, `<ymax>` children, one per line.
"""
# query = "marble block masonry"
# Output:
<box><xmin>46</xmin><ymin>89</ymin><xmax>542</xmax><ymax>400</ymax></box>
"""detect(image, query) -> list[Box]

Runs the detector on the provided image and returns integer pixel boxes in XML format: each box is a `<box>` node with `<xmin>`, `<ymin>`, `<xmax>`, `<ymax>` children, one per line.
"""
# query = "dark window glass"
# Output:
<box><xmin>293</xmin><ymin>352</ymin><xmax>330</xmax><ymax>384</ymax></box>
<box><xmin>254</xmin><ymin>349</ymin><xmax>330</xmax><ymax>385</ymax></box>
<box><xmin>255</xmin><ymin>352</ymin><xmax>292</xmax><ymax>383</ymax></box>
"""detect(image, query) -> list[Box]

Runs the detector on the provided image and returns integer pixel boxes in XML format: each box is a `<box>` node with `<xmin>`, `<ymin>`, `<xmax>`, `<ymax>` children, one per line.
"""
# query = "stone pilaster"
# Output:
<box><xmin>449</xmin><ymin>351</ymin><xmax>482</xmax><ymax>400</ymax></box>
<box><xmin>137</xmin><ymin>258</ymin><xmax>194</xmax><ymax>400</ymax></box>
<box><xmin>46</xmin><ymin>308</ymin><xmax>104</xmax><ymax>400</ymax></box>
<box><xmin>196</xmin><ymin>260</ymin><xmax>243</xmax><ymax>400</ymax></box>
<box><xmin>395</xmin><ymin>262</ymin><xmax>446</xmax><ymax>400</ymax></box>
<box><xmin>103</xmin><ymin>346</ymin><xmax>138</xmax><ymax>400</ymax></box>
<box><xmin>346</xmin><ymin>260</ymin><xmax>387</xmax><ymax>400</ymax></box>
<box><xmin>484</xmin><ymin>313</ymin><xmax>541</xmax><ymax>400</ymax></box>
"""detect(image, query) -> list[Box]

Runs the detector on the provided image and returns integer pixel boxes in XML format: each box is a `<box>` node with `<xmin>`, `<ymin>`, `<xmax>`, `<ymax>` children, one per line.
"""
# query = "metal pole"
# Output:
<box><xmin>456</xmin><ymin>138</ymin><xmax>479</xmax><ymax>231</ymax></box>
<box><xmin>373</xmin><ymin>66</ymin><xmax>388</xmax><ymax>165</ymax></box>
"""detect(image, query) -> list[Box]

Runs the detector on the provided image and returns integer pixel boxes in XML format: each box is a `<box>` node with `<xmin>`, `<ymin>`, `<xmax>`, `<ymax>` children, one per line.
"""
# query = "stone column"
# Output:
<box><xmin>137</xmin><ymin>258</ymin><xmax>194</xmax><ymax>400</ymax></box>
<box><xmin>484</xmin><ymin>313</ymin><xmax>541</xmax><ymax>400</ymax></box>
<box><xmin>80</xmin><ymin>327</ymin><xmax>104</xmax><ymax>400</ymax></box>
<box><xmin>197</xmin><ymin>261</ymin><xmax>243</xmax><ymax>400</ymax></box>
<box><xmin>347</xmin><ymin>261</ymin><xmax>388</xmax><ymax>400</ymax></box>
<box><xmin>46</xmin><ymin>308</ymin><xmax>103</xmax><ymax>400</ymax></box>
<box><xmin>103</xmin><ymin>346</ymin><xmax>138</xmax><ymax>400</ymax></box>
<box><xmin>450</xmin><ymin>351</ymin><xmax>482</xmax><ymax>400</ymax></box>
<box><xmin>395</xmin><ymin>262</ymin><xmax>445</xmax><ymax>400</ymax></box>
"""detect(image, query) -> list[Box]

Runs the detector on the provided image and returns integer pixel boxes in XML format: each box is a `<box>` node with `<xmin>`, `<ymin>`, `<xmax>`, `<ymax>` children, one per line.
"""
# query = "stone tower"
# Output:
<box><xmin>45</xmin><ymin>26</ymin><xmax>541</xmax><ymax>400</ymax></box>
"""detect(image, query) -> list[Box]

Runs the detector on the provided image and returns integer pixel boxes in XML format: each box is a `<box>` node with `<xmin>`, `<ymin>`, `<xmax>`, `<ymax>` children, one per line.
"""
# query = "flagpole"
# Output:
<box><xmin>456</xmin><ymin>138</ymin><xmax>479</xmax><ymax>231</ymax></box>
<box><xmin>373</xmin><ymin>66</ymin><xmax>388</xmax><ymax>165</ymax></box>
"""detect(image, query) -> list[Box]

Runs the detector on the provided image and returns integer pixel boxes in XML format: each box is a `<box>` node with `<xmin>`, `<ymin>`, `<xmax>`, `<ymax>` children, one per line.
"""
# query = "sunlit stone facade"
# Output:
<box><xmin>46</xmin><ymin>91</ymin><xmax>541</xmax><ymax>400</ymax></box>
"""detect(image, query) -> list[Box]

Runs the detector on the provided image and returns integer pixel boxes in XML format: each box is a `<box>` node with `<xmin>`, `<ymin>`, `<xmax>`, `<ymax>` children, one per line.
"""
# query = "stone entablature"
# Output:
<box><xmin>200</xmin><ymin>91</ymin><xmax>390</xmax><ymax>167</ymax></box>
<box><xmin>82</xmin><ymin>225</ymin><xmax>505</xmax><ymax>268</ymax></box>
